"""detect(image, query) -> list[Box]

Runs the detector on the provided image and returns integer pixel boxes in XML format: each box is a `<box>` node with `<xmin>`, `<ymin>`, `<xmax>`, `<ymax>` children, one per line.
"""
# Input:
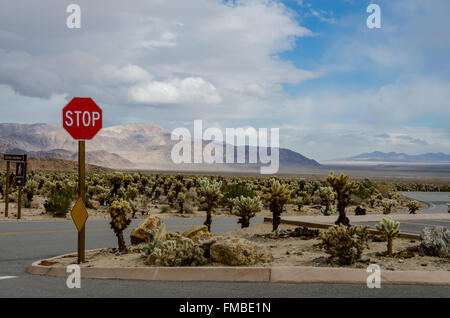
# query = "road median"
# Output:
<box><xmin>27</xmin><ymin>250</ymin><xmax>450</xmax><ymax>285</ymax></box>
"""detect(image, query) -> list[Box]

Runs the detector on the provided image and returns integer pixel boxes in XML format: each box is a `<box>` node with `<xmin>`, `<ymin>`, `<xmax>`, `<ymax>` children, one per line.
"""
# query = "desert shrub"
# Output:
<box><xmin>145</xmin><ymin>233</ymin><xmax>207</xmax><ymax>266</ymax></box>
<box><xmin>406</xmin><ymin>201</ymin><xmax>420</xmax><ymax>214</ymax></box>
<box><xmin>381</xmin><ymin>199</ymin><xmax>396</xmax><ymax>214</ymax></box>
<box><xmin>44</xmin><ymin>184</ymin><xmax>76</xmax><ymax>217</ymax></box>
<box><xmin>160</xmin><ymin>205</ymin><xmax>171</xmax><ymax>213</ymax></box>
<box><xmin>196</xmin><ymin>178</ymin><xmax>223</xmax><ymax>231</ymax></box>
<box><xmin>221</xmin><ymin>183</ymin><xmax>256</xmax><ymax>214</ymax></box>
<box><xmin>295</xmin><ymin>197</ymin><xmax>304</xmax><ymax>212</ymax></box>
<box><xmin>264</xmin><ymin>179</ymin><xmax>291</xmax><ymax>231</ymax></box>
<box><xmin>326</xmin><ymin>172</ymin><xmax>359</xmax><ymax>226</ymax></box>
<box><xmin>319</xmin><ymin>225</ymin><xmax>370</xmax><ymax>265</ymax></box>
<box><xmin>233</xmin><ymin>196</ymin><xmax>262</xmax><ymax>228</ymax></box>
<box><xmin>376</xmin><ymin>218</ymin><xmax>400</xmax><ymax>256</ymax></box>
<box><xmin>108</xmin><ymin>199</ymin><xmax>132</xmax><ymax>252</ymax></box>
<box><xmin>23</xmin><ymin>181</ymin><xmax>38</xmax><ymax>208</ymax></box>
<box><xmin>316</xmin><ymin>186</ymin><xmax>336</xmax><ymax>216</ymax></box>
<box><xmin>176</xmin><ymin>192</ymin><xmax>186</xmax><ymax>214</ymax></box>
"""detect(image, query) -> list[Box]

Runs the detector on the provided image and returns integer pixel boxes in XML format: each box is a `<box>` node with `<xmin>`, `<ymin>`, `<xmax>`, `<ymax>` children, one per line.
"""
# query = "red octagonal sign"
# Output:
<box><xmin>63</xmin><ymin>97</ymin><xmax>102</xmax><ymax>140</ymax></box>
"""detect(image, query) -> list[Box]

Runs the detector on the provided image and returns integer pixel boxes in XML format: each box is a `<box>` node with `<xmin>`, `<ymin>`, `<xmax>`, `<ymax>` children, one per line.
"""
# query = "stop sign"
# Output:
<box><xmin>63</xmin><ymin>97</ymin><xmax>102</xmax><ymax>140</ymax></box>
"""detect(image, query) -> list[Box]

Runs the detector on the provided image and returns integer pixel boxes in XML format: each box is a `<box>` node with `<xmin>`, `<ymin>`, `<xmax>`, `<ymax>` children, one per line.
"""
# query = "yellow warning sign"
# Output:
<box><xmin>71</xmin><ymin>196</ymin><xmax>88</xmax><ymax>232</ymax></box>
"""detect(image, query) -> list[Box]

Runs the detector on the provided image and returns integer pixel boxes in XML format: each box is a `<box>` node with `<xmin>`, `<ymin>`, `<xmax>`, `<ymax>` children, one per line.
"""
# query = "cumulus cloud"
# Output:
<box><xmin>129</xmin><ymin>77</ymin><xmax>221</xmax><ymax>105</ymax></box>
<box><xmin>0</xmin><ymin>0</ymin><xmax>317</xmax><ymax>106</ymax></box>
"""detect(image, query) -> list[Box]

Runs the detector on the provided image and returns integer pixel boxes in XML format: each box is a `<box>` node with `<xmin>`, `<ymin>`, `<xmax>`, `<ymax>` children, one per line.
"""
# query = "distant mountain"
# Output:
<box><xmin>0</xmin><ymin>123</ymin><xmax>320</xmax><ymax>171</ymax></box>
<box><xmin>342</xmin><ymin>151</ymin><xmax>450</xmax><ymax>163</ymax></box>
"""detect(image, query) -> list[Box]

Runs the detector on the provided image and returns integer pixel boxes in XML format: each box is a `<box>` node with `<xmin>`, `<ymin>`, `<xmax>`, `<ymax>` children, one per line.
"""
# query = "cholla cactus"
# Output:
<box><xmin>321</xmin><ymin>204</ymin><xmax>337</xmax><ymax>215</ymax></box>
<box><xmin>376</xmin><ymin>218</ymin><xmax>400</xmax><ymax>256</ymax></box>
<box><xmin>406</xmin><ymin>201</ymin><xmax>420</xmax><ymax>214</ymax></box>
<box><xmin>326</xmin><ymin>171</ymin><xmax>359</xmax><ymax>226</ymax></box>
<box><xmin>176</xmin><ymin>192</ymin><xmax>186</xmax><ymax>214</ymax></box>
<box><xmin>316</xmin><ymin>186</ymin><xmax>336</xmax><ymax>216</ymax></box>
<box><xmin>108</xmin><ymin>199</ymin><xmax>132</xmax><ymax>252</ymax></box>
<box><xmin>264</xmin><ymin>179</ymin><xmax>291</xmax><ymax>231</ymax></box>
<box><xmin>318</xmin><ymin>225</ymin><xmax>370</xmax><ymax>265</ymax></box>
<box><xmin>145</xmin><ymin>233</ymin><xmax>207</xmax><ymax>266</ymax></box>
<box><xmin>23</xmin><ymin>180</ymin><xmax>38</xmax><ymax>208</ymax></box>
<box><xmin>196</xmin><ymin>178</ymin><xmax>223</xmax><ymax>231</ymax></box>
<box><xmin>381</xmin><ymin>199</ymin><xmax>396</xmax><ymax>214</ymax></box>
<box><xmin>295</xmin><ymin>197</ymin><xmax>304</xmax><ymax>212</ymax></box>
<box><xmin>233</xmin><ymin>196</ymin><xmax>263</xmax><ymax>228</ymax></box>
<box><xmin>368</xmin><ymin>195</ymin><xmax>378</xmax><ymax>208</ymax></box>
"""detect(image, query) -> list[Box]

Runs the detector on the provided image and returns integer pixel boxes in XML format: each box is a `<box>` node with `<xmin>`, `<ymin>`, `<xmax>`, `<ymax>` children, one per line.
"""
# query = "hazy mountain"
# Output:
<box><xmin>0</xmin><ymin>123</ymin><xmax>320</xmax><ymax>171</ymax></box>
<box><xmin>341</xmin><ymin>151</ymin><xmax>450</xmax><ymax>163</ymax></box>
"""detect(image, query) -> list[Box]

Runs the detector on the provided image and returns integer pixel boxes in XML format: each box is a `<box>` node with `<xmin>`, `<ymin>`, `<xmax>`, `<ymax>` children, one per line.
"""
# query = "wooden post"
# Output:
<box><xmin>78</xmin><ymin>141</ymin><xmax>86</xmax><ymax>264</ymax></box>
<box><xmin>17</xmin><ymin>186</ymin><xmax>22</xmax><ymax>220</ymax></box>
<box><xmin>5</xmin><ymin>161</ymin><xmax>9</xmax><ymax>217</ymax></box>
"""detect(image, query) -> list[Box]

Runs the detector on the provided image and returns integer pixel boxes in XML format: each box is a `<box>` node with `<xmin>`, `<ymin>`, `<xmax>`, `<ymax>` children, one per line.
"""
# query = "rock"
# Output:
<box><xmin>130</xmin><ymin>216</ymin><xmax>166</xmax><ymax>245</ymax></box>
<box><xmin>183</xmin><ymin>225</ymin><xmax>212</xmax><ymax>242</ymax></box>
<box><xmin>420</xmin><ymin>227</ymin><xmax>450</xmax><ymax>258</ymax></box>
<box><xmin>397</xmin><ymin>250</ymin><xmax>415</xmax><ymax>259</ymax></box>
<box><xmin>355</xmin><ymin>206</ymin><xmax>366</xmax><ymax>216</ymax></box>
<box><xmin>209</xmin><ymin>236</ymin><xmax>274</xmax><ymax>266</ymax></box>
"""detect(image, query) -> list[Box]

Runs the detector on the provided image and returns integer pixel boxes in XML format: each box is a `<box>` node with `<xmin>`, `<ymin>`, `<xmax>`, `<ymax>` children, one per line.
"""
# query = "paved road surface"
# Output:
<box><xmin>352</xmin><ymin>192</ymin><xmax>450</xmax><ymax>234</ymax></box>
<box><xmin>401</xmin><ymin>192</ymin><xmax>450</xmax><ymax>214</ymax></box>
<box><xmin>1</xmin><ymin>194</ymin><xmax>450</xmax><ymax>297</ymax></box>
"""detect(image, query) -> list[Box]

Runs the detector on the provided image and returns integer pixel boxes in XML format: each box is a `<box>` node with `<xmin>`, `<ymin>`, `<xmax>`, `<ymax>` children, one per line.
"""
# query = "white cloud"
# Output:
<box><xmin>129</xmin><ymin>77</ymin><xmax>221</xmax><ymax>105</ymax></box>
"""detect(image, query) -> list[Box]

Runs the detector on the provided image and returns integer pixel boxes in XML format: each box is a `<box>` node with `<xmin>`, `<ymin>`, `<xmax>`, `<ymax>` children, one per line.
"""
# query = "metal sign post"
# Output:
<box><xmin>78</xmin><ymin>141</ymin><xmax>86</xmax><ymax>263</ymax></box>
<box><xmin>63</xmin><ymin>97</ymin><xmax>102</xmax><ymax>264</ymax></box>
<box><xmin>4</xmin><ymin>161</ymin><xmax>10</xmax><ymax>217</ymax></box>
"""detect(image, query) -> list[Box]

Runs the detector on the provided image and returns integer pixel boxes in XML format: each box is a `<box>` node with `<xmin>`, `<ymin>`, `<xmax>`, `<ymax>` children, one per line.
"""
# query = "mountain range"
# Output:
<box><xmin>0</xmin><ymin>123</ymin><xmax>320</xmax><ymax>171</ymax></box>
<box><xmin>341</xmin><ymin>151</ymin><xmax>450</xmax><ymax>163</ymax></box>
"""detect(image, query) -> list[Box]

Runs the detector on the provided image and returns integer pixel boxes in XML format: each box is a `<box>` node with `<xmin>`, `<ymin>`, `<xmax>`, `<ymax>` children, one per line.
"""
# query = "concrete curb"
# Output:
<box><xmin>27</xmin><ymin>250</ymin><xmax>450</xmax><ymax>285</ymax></box>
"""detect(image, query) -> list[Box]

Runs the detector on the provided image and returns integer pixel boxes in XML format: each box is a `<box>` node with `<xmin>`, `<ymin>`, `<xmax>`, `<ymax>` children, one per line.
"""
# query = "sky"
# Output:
<box><xmin>0</xmin><ymin>0</ymin><xmax>449</xmax><ymax>161</ymax></box>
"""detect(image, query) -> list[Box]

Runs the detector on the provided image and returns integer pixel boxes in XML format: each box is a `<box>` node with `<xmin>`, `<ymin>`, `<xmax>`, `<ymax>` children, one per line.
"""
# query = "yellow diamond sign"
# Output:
<box><xmin>71</xmin><ymin>196</ymin><xmax>88</xmax><ymax>232</ymax></box>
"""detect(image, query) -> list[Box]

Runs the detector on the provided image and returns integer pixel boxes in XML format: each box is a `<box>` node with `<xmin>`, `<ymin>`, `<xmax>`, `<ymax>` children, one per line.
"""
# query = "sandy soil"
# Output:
<box><xmin>0</xmin><ymin>194</ymin><xmax>427</xmax><ymax>221</ymax></box>
<box><xmin>48</xmin><ymin>223</ymin><xmax>449</xmax><ymax>271</ymax></box>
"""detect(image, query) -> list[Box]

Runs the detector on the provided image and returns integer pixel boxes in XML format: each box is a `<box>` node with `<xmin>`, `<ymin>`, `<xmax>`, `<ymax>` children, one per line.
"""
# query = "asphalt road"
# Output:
<box><xmin>401</xmin><ymin>192</ymin><xmax>450</xmax><ymax>214</ymax></box>
<box><xmin>353</xmin><ymin>191</ymin><xmax>450</xmax><ymax>234</ymax></box>
<box><xmin>1</xmin><ymin>194</ymin><xmax>450</xmax><ymax>298</ymax></box>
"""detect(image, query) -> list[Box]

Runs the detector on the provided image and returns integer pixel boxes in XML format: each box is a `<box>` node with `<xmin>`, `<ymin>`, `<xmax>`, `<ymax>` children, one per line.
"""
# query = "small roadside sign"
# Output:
<box><xmin>71</xmin><ymin>196</ymin><xmax>89</xmax><ymax>233</ymax></box>
<box><xmin>4</xmin><ymin>154</ymin><xmax>27</xmax><ymax>162</ymax></box>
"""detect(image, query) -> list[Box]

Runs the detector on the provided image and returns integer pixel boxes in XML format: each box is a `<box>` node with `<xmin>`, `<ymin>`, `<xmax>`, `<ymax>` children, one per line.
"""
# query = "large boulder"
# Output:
<box><xmin>209</xmin><ymin>236</ymin><xmax>274</xmax><ymax>266</ymax></box>
<box><xmin>183</xmin><ymin>225</ymin><xmax>212</xmax><ymax>242</ymax></box>
<box><xmin>420</xmin><ymin>227</ymin><xmax>450</xmax><ymax>258</ymax></box>
<box><xmin>130</xmin><ymin>216</ymin><xmax>166</xmax><ymax>245</ymax></box>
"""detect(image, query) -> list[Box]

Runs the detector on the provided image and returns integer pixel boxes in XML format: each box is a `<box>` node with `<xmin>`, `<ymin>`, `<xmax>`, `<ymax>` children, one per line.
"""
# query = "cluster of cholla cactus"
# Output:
<box><xmin>326</xmin><ymin>172</ymin><xmax>359</xmax><ymax>226</ymax></box>
<box><xmin>264</xmin><ymin>179</ymin><xmax>291</xmax><ymax>231</ymax></box>
<box><xmin>406</xmin><ymin>200</ymin><xmax>420</xmax><ymax>214</ymax></box>
<box><xmin>196</xmin><ymin>178</ymin><xmax>223</xmax><ymax>231</ymax></box>
<box><xmin>376</xmin><ymin>217</ymin><xmax>400</xmax><ymax>256</ymax></box>
<box><xmin>145</xmin><ymin>233</ymin><xmax>207</xmax><ymax>266</ymax></box>
<box><xmin>318</xmin><ymin>225</ymin><xmax>370</xmax><ymax>265</ymax></box>
<box><xmin>316</xmin><ymin>186</ymin><xmax>336</xmax><ymax>216</ymax></box>
<box><xmin>232</xmin><ymin>195</ymin><xmax>263</xmax><ymax>228</ymax></box>
<box><xmin>108</xmin><ymin>199</ymin><xmax>132</xmax><ymax>252</ymax></box>
<box><xmin>381</xmin><ymin>199</ymin><xmax>397</xmax><ymax>214</ymax></box>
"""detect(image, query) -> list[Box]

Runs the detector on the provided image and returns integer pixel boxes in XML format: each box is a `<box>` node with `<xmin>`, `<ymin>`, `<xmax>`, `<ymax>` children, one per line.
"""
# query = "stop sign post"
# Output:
<box><xmin>63</xmin><ymin>97</ymin><xmax>102</xmax><ymax>263</ymax></box>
